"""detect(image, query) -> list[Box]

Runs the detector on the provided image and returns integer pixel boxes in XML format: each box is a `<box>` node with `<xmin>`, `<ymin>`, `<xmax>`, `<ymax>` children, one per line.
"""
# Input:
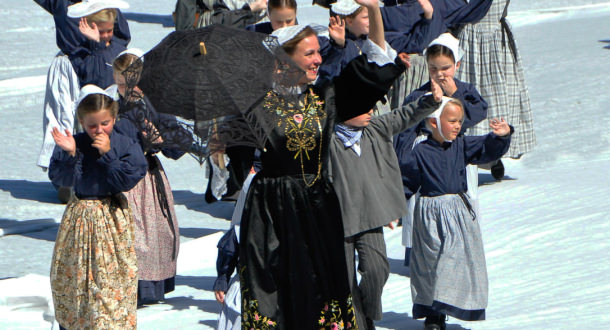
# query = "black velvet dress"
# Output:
<box><xmin>239</xmin><ymin>86</ymin><xmax>357</xmax><ymax>329</ymax></box>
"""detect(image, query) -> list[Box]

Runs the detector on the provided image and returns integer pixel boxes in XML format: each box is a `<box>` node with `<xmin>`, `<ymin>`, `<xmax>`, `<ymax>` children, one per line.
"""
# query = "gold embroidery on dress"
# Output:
<box><xmin>263</xmin><ymin>88</ymin><xmax>326</xmax><ymax>187</ymax></box>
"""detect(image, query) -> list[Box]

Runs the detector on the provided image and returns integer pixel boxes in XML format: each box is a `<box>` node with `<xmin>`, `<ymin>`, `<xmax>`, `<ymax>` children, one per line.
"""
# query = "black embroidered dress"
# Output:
<box><xmin>239</xmin><ymin>87</ymin><xmax>357</xmax><ymax>329</ymax></box>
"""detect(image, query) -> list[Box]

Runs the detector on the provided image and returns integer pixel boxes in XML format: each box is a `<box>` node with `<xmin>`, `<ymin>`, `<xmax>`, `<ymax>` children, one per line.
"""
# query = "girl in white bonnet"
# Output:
<box><xmin>401</xmin><ymin>96</ymin><xmax>512</xmax><ymax>330</ymax></box>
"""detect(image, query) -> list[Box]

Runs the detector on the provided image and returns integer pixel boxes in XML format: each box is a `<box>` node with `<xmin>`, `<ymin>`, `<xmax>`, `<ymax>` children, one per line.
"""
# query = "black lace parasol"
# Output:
<box><xmin>123</xmin><ymin>24</ymin><xmax>304</xmax><ymax>162</ymax></box>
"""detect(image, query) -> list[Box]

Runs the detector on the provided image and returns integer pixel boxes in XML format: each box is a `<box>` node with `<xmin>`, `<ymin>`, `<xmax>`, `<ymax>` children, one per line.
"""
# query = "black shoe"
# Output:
<box><xmin>424</xmin><ymin>315</ymin><xmax>446</xmax><ymax>330</ymax></box>
<box><xmin>490</xmin><ymin>159</ymin><xmax>505</xmax><ymax>180</ymax></box>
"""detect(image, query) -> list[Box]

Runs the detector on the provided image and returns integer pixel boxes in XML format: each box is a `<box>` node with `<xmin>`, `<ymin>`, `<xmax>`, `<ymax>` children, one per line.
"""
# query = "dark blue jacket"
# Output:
<box><xmin>49</xmin><ymin>131</ymin><xmax>147</xmax><ymax>197</ymax></box>
<box><xmin>401</xmin><ymin>130</ymin><xmax>512</xmax><ymax>198</ymax></box>
<box><xmin>381</xmin><ymin>0</ymin><xmax>492</xmax><ymax>34</ymax></box>
<box><xmin>213</xmin><ymin>227</ymin><xmax>239</xmax><ymax>292</ymax></box>
<box><xmin>34</xmin><ymin>0</ymin><xmax>131</xmax><ymax>88</ymax></box>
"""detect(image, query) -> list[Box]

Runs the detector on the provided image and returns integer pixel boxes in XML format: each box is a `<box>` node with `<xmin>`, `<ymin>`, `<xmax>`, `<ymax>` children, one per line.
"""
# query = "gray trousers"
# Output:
<box><xmin>344</xmin><ymin>227</ymin><xmax>390</xmax><ymax>327</ymax></box>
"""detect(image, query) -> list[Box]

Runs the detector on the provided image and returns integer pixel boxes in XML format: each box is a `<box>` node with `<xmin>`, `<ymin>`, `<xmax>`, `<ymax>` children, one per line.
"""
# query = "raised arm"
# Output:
<box><xmin>355</xmin><ymin>0</ymin><xmax>384</xmax><ymax>50</ymax></box>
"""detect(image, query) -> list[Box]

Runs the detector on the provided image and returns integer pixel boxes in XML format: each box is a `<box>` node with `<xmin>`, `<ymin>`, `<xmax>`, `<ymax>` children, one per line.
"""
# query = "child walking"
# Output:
<box><xmin>330</xmin><ymin>49</ymin><xmax>442</xmax><ymax>328</ymax></box>
<box><xmin>112</xmin><ymin>49</ymin><xmax>191</xmax><ymax>305</ymax></box>
<box><xmin>48</xmin><ymin>84</ymin><xmax>148</xmax><ymax>329</ymax></box>
<box><xmin>395</xmin><ymin>32</ymin><xmax>487</xmax><ymax>266</ymax></box>
<box><xmin>401</xmin><ymin>97</ymin><xmax>512</xmax><ymax>330</ymax></box>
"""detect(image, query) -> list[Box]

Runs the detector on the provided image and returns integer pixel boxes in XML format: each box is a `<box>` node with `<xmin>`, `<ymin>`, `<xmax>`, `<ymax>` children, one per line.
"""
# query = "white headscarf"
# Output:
<box><xmin>424</xmin><ymin>32</ymin><xmax>463</xmax><ymax>64</ymax></box>
<box><xmin>116</xmin><ymin>48</ymin><xmax>145</xmax><ymax>61</ymax></box>
<box><xmin>76</xmin><ymin>84</ymin><xmax>120</xmax><ymax>105</ymax></box>
<box><xmin>331</xmin><ymin>0</ymin><xmax>361</xmax><ymax>16</ymax></box>
<box><xmin>270</xmin><ymin>24</ymin><xmax>327</xmax><ymax>46</ymax></box>
<box><xmin>67</xmin><ymin>0</ymin><xmax>129</xmax><ymax>18</ymax></box>
<box><xmin>427</xmin><ymin>95</ymin><xmax>454</xmax><ymax>142</ymax></box>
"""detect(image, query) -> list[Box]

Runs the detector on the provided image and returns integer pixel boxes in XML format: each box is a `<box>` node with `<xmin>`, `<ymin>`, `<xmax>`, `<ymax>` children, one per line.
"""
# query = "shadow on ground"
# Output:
<box><xmin>0</xmin><ymin>180</ymin><xmax>59</xmax><ymax>204</ymax></box>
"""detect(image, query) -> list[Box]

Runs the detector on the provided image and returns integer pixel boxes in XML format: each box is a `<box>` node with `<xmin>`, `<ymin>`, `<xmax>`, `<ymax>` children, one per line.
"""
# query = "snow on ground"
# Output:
<box><xmin>1</xmin><ymin>0</ymin><xmax>610</xmax><ymax>329</ymax></box>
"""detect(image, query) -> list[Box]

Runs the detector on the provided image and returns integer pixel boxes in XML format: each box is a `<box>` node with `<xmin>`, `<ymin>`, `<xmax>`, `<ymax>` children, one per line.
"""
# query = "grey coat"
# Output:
<box><xmin>329</xmin><ymin>94</ymin><xmax>439</xmax><ymax>237</ymax></box>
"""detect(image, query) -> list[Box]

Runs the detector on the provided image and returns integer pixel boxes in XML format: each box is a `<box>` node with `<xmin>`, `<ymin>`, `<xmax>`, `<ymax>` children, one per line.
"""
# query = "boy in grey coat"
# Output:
<box><xmin>329</xmin><ymin>47</ymin><xmax>442</xmax><ymax>329</ymax></box>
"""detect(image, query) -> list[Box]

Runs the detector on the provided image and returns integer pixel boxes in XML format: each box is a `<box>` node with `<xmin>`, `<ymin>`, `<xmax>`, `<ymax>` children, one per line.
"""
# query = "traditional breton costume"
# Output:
<box><xmin>113</xmin><ymin>49</ymin><xmax>190</xmax><ymax>304</ymax></box>
<box><xmin>401</xmin><ymin>97</ymin><xmax>512</xmax><ymax>322</ymax></box>
<box><xmin>48</xmin><ymin>85</ymin><xmax>147</xmax><ymax>329</ymax></box>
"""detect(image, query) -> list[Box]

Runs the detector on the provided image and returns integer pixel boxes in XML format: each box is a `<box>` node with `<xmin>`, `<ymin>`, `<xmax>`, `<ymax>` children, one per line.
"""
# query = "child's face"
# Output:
<box><xmin>80</xmin><ymin>108</ymin><xmax>116</xmax><ymax>140</ymax></box>
<box><xmin>96</xmin><ymin>21</ymin><xmax>115</xmax><ymax>43</ymax></box>
<box><xmin>343</xmin><ymin>109</ymin><xmax>373</xmax><ymax>128</ymax></box>
<box><xmin>270</xmin><ymin>7</ymin><xmax>297</xmax><ymax>31</ymax></box>
<box><xmin>346</xmin><ymin>8</ymin><xmax>369</xmax><ymax>37</ymax></box>
<box><xmin>427</xmin><ymin>54</ymin><xmax>459</xmax><ymax>86</ymax></box>
<box><xmin>431</xmin><ymin>103</ymin><xmax>463</xmax><ymax>142</ymax></box>
<box><xmin>113</xmin><ymin>72</ymin><xmax>126</xmax><ymax>97</ymax></box>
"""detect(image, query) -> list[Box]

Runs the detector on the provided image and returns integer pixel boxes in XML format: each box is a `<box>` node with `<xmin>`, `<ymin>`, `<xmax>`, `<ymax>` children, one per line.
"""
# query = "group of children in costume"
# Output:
<box><xmin>36</xmin><ymin>0</ymin><xmax>533</xmax><ymax>329</ymax></box>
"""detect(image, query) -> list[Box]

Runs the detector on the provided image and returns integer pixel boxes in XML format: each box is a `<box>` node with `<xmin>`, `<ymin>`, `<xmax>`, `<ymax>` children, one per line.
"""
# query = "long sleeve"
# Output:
<box><xmin>463</xmin><ymin>128</ymin><xmax>513</xmax><ymax>165</ymax></box>
<box><xmin>48</xmin><ymin>146</ymin><xmax>80</xmax><ymax>188</ymax></box>
<box><xmin>399</xmin><ymin>149</ymin><xmax>422</xmax><ymax>200</ymax></box>
<box><xmin>443</xmin><ymin>0</ymin><xmax>493</xmax><ymax>28</ymax></box>
<box><xmin>213</xmin><ymin>227</ymin><xmax>240</xmax><ymax>292</ymax></box>
<box><xmin>452</xmin><ymin>80</ymin><xmax>488</xmax><ymax>132</ymax></box>
<box><xmin>34</xmin><ymin>0</ymin><xmax>130</xmax><ymax>56</ymax></box>
<box><xmin>374</xmin><ymin>94</ymin><xmax>439</xmax><ymax>138</ymax></box>
<box><xmin>380</xmin><ymin>2</ymin><xmax>425</xmax><ymax>33</ymax></box>
<box><xmin>97</xmin><ymin>136</ymin><xmax>148</xmax><ymax>192</ymax></box>
<box><xmin>385</xmin><ymin>8</ymin><xmax>445</xmax><ymax>54</ymax></box>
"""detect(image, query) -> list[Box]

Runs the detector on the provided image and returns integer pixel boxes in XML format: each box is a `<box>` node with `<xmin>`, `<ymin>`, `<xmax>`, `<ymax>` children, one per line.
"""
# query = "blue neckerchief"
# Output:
<box><xmin>335</xmin><ymin>123</ymin><xmax>363</xmax><ymax>156</ymax></box>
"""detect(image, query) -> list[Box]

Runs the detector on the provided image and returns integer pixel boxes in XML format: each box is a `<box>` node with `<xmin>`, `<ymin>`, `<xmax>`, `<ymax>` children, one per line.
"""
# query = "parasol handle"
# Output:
<box><xmin>199</xmin><ymin>42</ymin><xmax>207</xmax><ymax>55</ymax></box>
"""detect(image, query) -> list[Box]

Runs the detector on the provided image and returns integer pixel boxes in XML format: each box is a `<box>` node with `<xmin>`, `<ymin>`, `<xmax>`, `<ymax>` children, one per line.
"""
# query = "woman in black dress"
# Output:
<box><xmin>238</xmin><ymin>0</ymin><xmax>397</xmax><ymax>327</ymax></box>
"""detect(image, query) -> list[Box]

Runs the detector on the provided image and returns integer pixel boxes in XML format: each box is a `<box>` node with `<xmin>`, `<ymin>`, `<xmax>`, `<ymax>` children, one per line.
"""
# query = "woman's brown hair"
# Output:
<box><xmin>281</xmin><ymin>26</ymin><xmax>317</xmax><ymax>56</ymax></box>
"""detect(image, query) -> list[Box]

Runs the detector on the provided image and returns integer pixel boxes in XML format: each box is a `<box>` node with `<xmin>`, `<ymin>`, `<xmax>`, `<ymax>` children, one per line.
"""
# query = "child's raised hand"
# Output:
<box><xmin>91</xmin><ymin>131</ymin><xmax>111</xmax><ymax>155</ymax></box>
<box><xmin>329</xmin><ymin>16</ymin><xmax>346</xmax><ymax>48</ymax></box>
<box><xmin>355</xmin><ymin>0</ymin><xmax>379</xmax><ymax>9</ymax></box>
<box><xmin>417</xmin><ymin>0</ymin><xmax>434</xmax><ymax>19</ymax></box>
<box><xmin>430</xmin><ymin>76</ymin><xmax>443</xmax><ymax>103</ymax></box>
<box><xmin>397</xmin><ymin>53</ymin><xmax>411</xmax><ymax>69</ymax></box>
<box><xmin>79</xmin><ymin>18</ymin><xmax>100</xmax><ymax>42</ymax></box>
<box><xmin>489</xmin><ymin>118</ymin><xmax>511</xmax><ymax>136</ymax></box>
<box><xmin>51</xmin><ymin>127</ymin><xmax>76</xmax><ymax>157</ymax></box>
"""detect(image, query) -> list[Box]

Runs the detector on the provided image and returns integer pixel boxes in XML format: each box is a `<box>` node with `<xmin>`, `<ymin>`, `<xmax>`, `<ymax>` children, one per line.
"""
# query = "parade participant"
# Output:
<box><xmin>48</xmin><ymin>84</ymin><xmax>147</xmax><ymax>329</ymax></box>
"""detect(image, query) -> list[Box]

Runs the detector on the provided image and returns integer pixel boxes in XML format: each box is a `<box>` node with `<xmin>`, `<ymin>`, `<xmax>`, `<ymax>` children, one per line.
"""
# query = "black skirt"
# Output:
<box><xmin>239</xmin><ymin>173</ymin><xmax>357</xmax><ymax>329</ymax></box>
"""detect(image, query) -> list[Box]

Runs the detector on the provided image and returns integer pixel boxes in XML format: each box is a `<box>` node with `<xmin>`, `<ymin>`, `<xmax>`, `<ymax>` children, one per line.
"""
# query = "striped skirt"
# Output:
<box><xmin>456</xmin><ymin>18</ymin><xmax>536</xmax><ymax>158</ymax></box>
<box><xmin>50</xmin><ymin>195</ymin><xmax>138</xmax><ymax>329</ymax></box>
<box><xmin>410</xmin><ymin>194</ymin><xmax>488</xmax><ymax>321</ymax></box>
<box><xmin>389</xmin><ymin>53</ymin><xmax>429</xmax><ymax>110</ymax></box>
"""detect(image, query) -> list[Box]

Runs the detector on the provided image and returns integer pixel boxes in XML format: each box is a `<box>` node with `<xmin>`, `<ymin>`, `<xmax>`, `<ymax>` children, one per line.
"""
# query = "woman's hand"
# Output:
<box><xmin>489</xmin><ymin>118</ymin><xmax>511</xmax><ymax>136</ymax></box>
<box><xmin>79</xmin><ymin>18</ymin><xmax>100</xmax><ymax>42</ymax></box>
<box><xmin>329</xmin><ymin>16</ymin><xmax>346</xmax><ymax>48</ymax></box>
<box><xmin>51</xmin><ymin>127</ymin><xmax>76</xmax><ymax>157</ymax></box>
<box><xmin>418</xmin><ymin>0</ymin><xmax>434</xmax><ymax>20</ymax></box>
<box><xmin>215</xmin><ymin>290</ymin><xmax>226</xmax><ymax>304</ymax></box>
<box><xmin>91</xmin><ymin>131</ymin><xmax>111</xmax><ymax>155</ymax></box>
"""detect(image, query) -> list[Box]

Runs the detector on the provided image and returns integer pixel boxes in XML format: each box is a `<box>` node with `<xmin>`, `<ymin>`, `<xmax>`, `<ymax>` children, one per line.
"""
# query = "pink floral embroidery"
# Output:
<box><xmin>293</xmin><ymin>114</ymin><xmax>303</xmax><ymax>124</ymax></box>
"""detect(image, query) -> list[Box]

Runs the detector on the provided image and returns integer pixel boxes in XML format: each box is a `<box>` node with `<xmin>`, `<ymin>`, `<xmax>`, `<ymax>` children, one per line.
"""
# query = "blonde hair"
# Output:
<box><xmin>77</xmin><ymin>94</ymin><xmax>119</xmax><ymax>120</ymax></box>
<box><xmin>86</xmin><ymin>8</ymin><xmax>117</xmax><ymax>25</ymax></box>
<box><xmin>425</xmin><ymin>99</ymin><xmax>464</xmax><ymax>131</ymax></box>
